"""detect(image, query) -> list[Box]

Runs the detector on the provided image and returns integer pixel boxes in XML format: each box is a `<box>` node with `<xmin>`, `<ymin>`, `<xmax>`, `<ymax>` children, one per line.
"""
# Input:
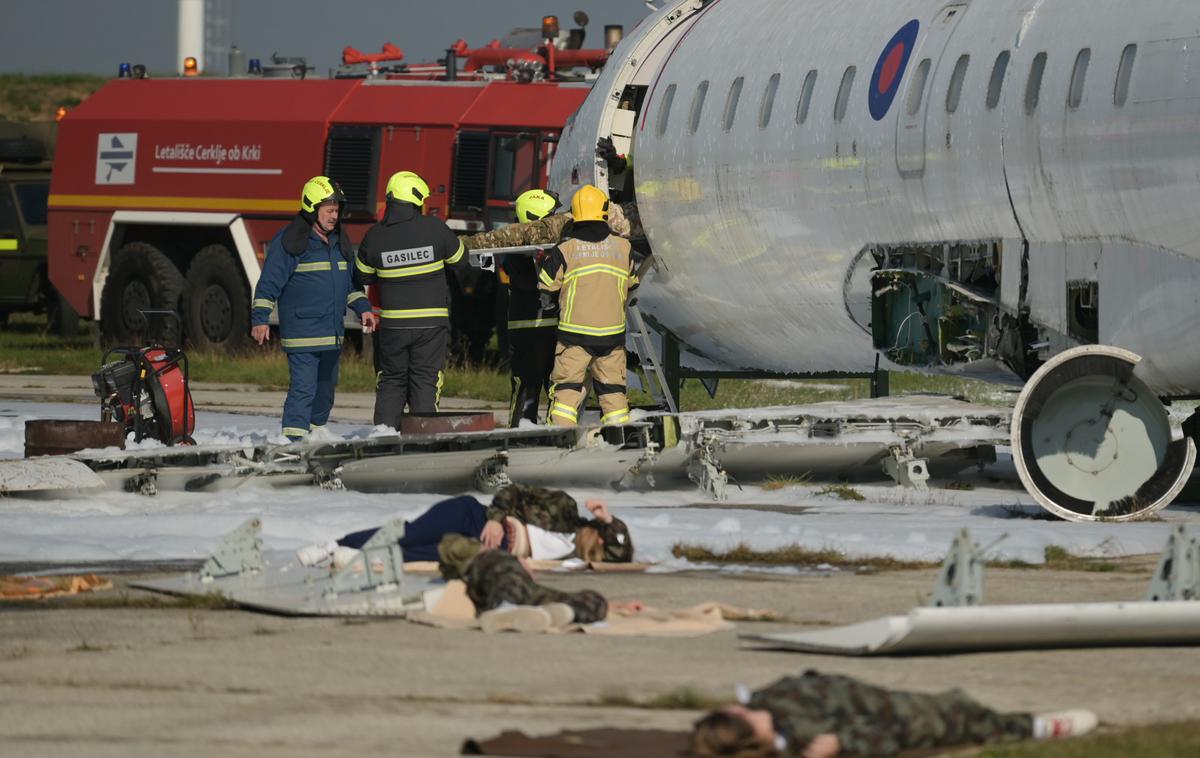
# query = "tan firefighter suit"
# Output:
<box><xmin>536</xmin><ymin>194</ymin><xmax>637</xmax><ymax>427</ymax></box>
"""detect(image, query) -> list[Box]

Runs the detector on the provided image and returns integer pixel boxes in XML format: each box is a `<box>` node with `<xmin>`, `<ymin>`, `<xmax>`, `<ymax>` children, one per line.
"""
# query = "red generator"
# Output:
<box><xmin>92</xmin><ymin>310</ymin><xmax>196</xmax><ymax>445</ymax></box>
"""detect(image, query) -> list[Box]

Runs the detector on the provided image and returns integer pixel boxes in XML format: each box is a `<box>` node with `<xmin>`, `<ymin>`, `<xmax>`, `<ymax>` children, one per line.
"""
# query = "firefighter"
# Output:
<box><xmin>537</xmin><ymin>184</ymin><xmax>637</xmax><ymax>427</ymax></box>
<box><xmin>463</xmin><ymin>189</ymin><xmax>563</xmax><ymax>426</ymax></box>
<box><xmin>356</xmin><ymin>170</ymin><xmax>466</xmax><ymax>427</ymax></box>
<box><xmin>250</xmin><ymin>176</ymin><xmax>376</xmax><ymax>441</ymax></box>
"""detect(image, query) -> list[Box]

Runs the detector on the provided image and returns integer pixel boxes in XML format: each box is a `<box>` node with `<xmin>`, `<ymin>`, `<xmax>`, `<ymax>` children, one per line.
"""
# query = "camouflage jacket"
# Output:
<box><xmin>437</xmin><ymin>534</ymin><xmax>608</xmax><ymax>623</ymax></box>
<box><xmin>460</xmin><ymin>202</ymin><xmax>642</xmax><ymax>253</ymax></box>
<box><xmin>484</xmin><ymin>484</ymin><xmax>589</xmax><ymax>532</ymax></box>
<box><xmin>749</xmin><ymin>671</ymin><xmax>1032</xmax><ymax>756</ymax></box>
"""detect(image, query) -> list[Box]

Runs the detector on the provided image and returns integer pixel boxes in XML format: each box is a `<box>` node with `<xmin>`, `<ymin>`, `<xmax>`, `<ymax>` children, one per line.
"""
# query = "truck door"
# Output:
<box><xmin>486</xmin><ymin>132</ymin><xmax>540</xmax><ymax>227</ymax></box>
<box><xmin>895</xmin><ymin>3</ymin><xmax>969</xmax><ymax>175</ymax></box>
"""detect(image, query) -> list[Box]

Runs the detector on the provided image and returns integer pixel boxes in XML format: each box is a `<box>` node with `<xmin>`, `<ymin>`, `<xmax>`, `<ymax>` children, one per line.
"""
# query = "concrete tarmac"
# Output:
<box><xmin>3</xmin><ymin>562</ymin><xmax>1199</xmax><ymax>757</ymax></box>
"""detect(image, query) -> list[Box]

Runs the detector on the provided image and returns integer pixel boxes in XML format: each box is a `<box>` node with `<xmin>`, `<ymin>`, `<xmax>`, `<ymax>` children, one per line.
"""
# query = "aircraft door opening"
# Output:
<box><xmin>896</xmin><ymin>3</ymin><xmax>969</xmax><ymax>175</ymax></box>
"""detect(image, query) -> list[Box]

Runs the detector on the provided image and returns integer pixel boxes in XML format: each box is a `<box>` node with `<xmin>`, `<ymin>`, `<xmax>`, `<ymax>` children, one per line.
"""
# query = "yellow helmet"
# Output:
<box><xmin>570</xmin><ymin>184</ymin><xmax>609</xmax><ymax>223</ymax></box>
<box><xmin>300</xmin><ymin>176</ymin><xmax>346</xmax><ymax>213</ymax></box>
<box><xmin>515</xmin><ymin>189</ymin><xmax>561</xmax><ymax>222</ymax></box>
<box><xmin>385</xmin><ymin>170</ymin><xmax>430</xmax><ymax>206</ymax></box>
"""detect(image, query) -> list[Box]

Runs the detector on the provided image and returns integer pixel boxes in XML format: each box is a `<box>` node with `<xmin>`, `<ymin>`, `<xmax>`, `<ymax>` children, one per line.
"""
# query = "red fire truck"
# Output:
<box><xmin>47</xmin><ymin>21</ymin><xmax>611</xmax><ymax>352</ymax></box>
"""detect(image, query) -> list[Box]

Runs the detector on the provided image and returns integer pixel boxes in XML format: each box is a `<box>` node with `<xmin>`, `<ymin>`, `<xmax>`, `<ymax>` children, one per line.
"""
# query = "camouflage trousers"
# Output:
<box><xmin>463</xmin><ymin>549</ymin><xmax>608</xmax><ymax>624</ymax></box>
<box><xmin>750</xmin><ymin>672</ymin><xmax>1033</xmax><ymax>756</ymax></box>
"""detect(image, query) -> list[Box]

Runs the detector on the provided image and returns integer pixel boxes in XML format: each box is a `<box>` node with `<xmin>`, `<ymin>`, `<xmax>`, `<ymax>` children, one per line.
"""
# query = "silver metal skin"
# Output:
<box><xmin>551</xmin><ymin>0</ymin><xmax>1200</xmax><ymax>387</ymax></box>
<box><xmin>549</xmin><ymin>0</ymin><xmax>1200</xmax><ymax>519</ymax></box>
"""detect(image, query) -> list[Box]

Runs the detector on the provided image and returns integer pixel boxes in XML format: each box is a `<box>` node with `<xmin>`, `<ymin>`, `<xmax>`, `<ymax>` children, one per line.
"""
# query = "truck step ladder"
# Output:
<box><xmin>626</xmin><ymin>255</ymin><xmax>678</xmax><ymax>414</ymax></box>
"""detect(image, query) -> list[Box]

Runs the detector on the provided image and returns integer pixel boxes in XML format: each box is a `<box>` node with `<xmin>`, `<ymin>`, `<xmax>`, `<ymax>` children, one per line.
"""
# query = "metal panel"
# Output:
<box><xmin>896</xmin><ymin>4</ymin><xmax>969</xmax><ymax>175</ymax></box>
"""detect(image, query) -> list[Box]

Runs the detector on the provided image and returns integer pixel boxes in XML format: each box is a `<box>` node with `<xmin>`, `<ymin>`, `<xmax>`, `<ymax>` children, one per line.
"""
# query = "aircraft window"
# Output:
<box><xmin>759</xmin><ymin>73</ymin><xmax>781</xmax><ymax>128</ymax></box>
<box><xmin>986</xmin><ymin>50</ymin><xmax>1010</xmax><ymax>109</ymax></box>
<box><xmin>946</xmin><ymin>55</ymin><xmax>970</xmax><ymax>113</ymax></box>
<box><xmin>657</xmin><ymin>83</ymin><xmax>677</xmax><ymax>136</ymax></box>
<box><xmin>834</xmin><ymin>66</ymin><xmax>856</xmax><ymax>123</ymax></box>
<box><xmin>906</xmin><ymin>58</ymin><xmax>932</xmax><ymax>116</ymax></box>
<box><xmin>796</xmin><ymin>69</ymin><xmax>818</xmax><ymax>124</ymax></box>
<box><xmin>1068</xmin><ymin>48</ymin><xmax>1090</xmax><ymax>109</ymax></box>
<box><xmin>723</xmin><ymin>76</ymin><xmax>744</xmax><ymax>132</ymax></box>
<box><xmin>689</xmin><ymin>80</ymin><xmax>709</xmax><ymax>134</ymax></box>
<box><xmin>1025</xmin><ymin>52</ymin><xmax>1048</xmax><ymax>115</ymax></box>
<box><xmin>1115</xmin><ymin>44</ymin><xmax>1137</xmax><ymax>107</ymax></box>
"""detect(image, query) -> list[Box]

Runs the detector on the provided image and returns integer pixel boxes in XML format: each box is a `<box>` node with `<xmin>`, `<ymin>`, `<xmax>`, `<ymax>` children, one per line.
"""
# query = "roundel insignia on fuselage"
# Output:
<box><xmin>868</xmin><ymin>19</ymin><xmax>920</xmax><ymax>121</ymax></box>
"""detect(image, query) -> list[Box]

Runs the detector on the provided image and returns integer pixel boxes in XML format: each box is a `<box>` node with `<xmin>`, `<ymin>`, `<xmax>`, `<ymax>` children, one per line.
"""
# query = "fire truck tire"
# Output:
<box><xmin>183</xmin><ymin>245</ymin><xmax>252</xmax><ymax>352</ymax></box>
<box><xmin>100</xmin><ymin>242</ymin><xmax>185</xmax><ymax>345</ymax></box>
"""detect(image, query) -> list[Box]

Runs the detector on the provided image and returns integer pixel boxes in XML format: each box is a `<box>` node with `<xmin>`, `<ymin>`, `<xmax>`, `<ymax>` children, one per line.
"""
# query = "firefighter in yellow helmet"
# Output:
<box><xmin>250</xmin><ymin>176</ymin><xmax>376</xmax><ymax>440</ymax></box>
<box><xmin>355</xmin><ymin>170</ymin><xmax>467</xmax><ymax>427</ymax></box>
<box><xmin>536</xmin><ymin>185</ymin><xmax>637</xmax><ymax>427</ymax></box>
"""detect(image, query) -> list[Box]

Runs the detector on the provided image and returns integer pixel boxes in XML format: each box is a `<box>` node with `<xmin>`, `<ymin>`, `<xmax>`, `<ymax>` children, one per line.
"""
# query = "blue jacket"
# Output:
<box><xmin>251</xmin><ymin>217</ymin><xmax>370</xmax><ymax>353</ymax></box>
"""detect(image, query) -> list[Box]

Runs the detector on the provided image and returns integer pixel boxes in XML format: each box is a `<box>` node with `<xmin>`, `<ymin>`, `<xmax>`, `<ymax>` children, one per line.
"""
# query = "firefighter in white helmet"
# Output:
<box><xmin>355</xmin><ymin>170</ymin><xmax>466</xmax><ymax>427</ymax></box>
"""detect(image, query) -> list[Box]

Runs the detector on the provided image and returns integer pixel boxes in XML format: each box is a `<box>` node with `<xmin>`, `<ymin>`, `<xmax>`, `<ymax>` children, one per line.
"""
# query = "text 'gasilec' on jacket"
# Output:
<box><xmin>251</xmin><ymin>216</ymin><xmax>370</xmax><ymax>352</ymax></box>
<box><xmin>354</xmin><ymin>202</ymin><xmax>466</xmax><ymax>329</ymax></box>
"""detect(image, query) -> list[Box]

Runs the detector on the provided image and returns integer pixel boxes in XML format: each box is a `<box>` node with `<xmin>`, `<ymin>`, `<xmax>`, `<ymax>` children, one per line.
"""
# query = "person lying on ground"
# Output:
<box><xmin>688</xmin><ymin>670</ymin><xmax>1098</xmax><ymax>757</ymax></box>
<box><xmin>437</xmin><ymin>533</ymin><xmax>644</xmax><ymax>630</ymax></box>
<box><xmin>297</xmin><ymin>483</ymin><xmax>634</xmax><ymax>566</ymax></box>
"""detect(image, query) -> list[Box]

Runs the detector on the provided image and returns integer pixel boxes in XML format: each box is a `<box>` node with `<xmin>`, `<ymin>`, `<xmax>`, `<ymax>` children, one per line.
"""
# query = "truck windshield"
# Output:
<box><xmin>14</xmin><ymin>181</ymin><xmax>49</xmax><ymax>226</ymax></box>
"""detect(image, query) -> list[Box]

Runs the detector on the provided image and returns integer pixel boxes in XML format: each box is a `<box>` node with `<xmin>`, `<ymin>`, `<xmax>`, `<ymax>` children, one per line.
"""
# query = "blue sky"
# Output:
<box><xmin>0</xmin><ymin>0</ymin><xmax>648</xmax><ymax>76</ymax></box>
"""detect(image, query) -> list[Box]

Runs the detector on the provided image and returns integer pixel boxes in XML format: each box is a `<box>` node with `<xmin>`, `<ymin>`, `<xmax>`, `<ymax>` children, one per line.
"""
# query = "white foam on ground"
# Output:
<box><xmin>2</xmin><ymin>401</ymin><xmax>1198</xmax><ymax>566</ymax></box>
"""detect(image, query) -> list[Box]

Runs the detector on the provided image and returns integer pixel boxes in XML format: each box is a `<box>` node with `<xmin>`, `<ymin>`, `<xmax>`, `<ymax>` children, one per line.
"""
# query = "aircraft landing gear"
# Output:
<box><xmin>1011</xmin><ymin>345</ymin><xmax>1195</xmax><ymax>522</ymax></box>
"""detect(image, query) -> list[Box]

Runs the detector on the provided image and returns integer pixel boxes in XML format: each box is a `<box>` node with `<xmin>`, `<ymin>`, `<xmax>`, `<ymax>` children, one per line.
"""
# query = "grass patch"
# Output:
<box><xmin>980</xmin><ymin>720</ymin><xmax>1200</xmax><ymax>757</ymax></box>
<box><xmin>595</xmin><ymin>687</ymin><xmax>724</xmax><ymax>711</ymax></box>
<box><xmin>815</xmin><ymin>483</ymin><xmax>866</xmax><ymax>501</ymax></box>
<box><xmin>0</xmin><ymin>73</ymin><xmax>107</xmax><ymax>121</ymax></box>
<box><xmin>990</xmin><ymin>545</ymin><xmax>1128</xmax><ymax>573</ymax></box>
<box><xmin>671</xmin><ymin>541</ymin><xmax>934</xmax><ymax>571</ymax></box>
<box><xmin>761</xmin><ymin>473</ymin><xmax>813</xmax><ymax>491</ymax></box>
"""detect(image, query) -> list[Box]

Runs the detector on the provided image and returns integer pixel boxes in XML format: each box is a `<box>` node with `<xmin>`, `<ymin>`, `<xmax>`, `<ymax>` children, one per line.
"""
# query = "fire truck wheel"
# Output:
<box><xmin>183</xmin><ymin>245</ymin><xmax>252</xmax><ymax>352</ymax></box>
<box><xmin>100</xmin><ymin>242</ymin><xmax>185</xmax><ymax>345</ymax></box>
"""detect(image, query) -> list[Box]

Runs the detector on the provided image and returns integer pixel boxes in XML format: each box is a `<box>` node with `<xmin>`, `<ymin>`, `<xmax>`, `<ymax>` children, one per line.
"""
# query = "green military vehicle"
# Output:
<box><xmin>0</xmin><ymin>119</ymin><xmax>76</xmax><ymax>335</ymax></box>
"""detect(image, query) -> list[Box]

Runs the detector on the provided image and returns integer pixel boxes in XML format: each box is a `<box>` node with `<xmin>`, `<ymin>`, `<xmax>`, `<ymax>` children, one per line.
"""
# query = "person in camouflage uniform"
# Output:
<box><xmin>481</xmin><ymin>483</ymin><xmax>634</xmax><ymax>562</ymax></box>
<box><xmin>689</xmin><ymin>670</ymin><xmax>1096</xmax><ymax>757</ymax></box>
<box><xmin>438</xmin><ymin>533</ymin><xmax>609</xmax><ymax>624</ymax></box>
<box><xmin>462</xmin><ymin>193</ymin><xmax>642</xmax><ymax>426</ymax></box>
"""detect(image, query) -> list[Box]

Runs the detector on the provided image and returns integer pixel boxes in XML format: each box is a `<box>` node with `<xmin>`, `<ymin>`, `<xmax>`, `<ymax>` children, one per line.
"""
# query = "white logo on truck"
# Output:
<box><xmin>382</xmin><ymin>246</ymin><xmax>435</xmax><ymax>267</ymax></box>
<box><xmin>96</xmin><ymin>133</ymin><xmax>138</xmax><ymax>185</ymax></box>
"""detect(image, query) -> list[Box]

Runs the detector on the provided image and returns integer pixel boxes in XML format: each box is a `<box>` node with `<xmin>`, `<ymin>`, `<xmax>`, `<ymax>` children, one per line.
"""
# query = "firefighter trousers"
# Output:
<box><xmin>508</xmin><ymin>326</ymin><xmax>558</xmax><ymax>427</ymax></box>
<box><xmin>374</xmin><ymin>326</ymin><xmax>448</xmax><ymax>428</ymax></box>
<box><xmin>282</xmin><ymin>348</ymin><xmax>341</xmax><ymax>440</ymax></box>
<box><xmin>548</xmin><ymin>342</ymin><xmax>630</xmax><ymax>427</ymax></box>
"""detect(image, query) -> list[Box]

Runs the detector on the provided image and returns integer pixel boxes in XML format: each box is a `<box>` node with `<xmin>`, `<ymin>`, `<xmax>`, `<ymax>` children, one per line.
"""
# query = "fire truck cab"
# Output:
<box><xmin>48</xmin><ymin>25</ymin><xmax>609</xmax><ymax>352</ymax></box>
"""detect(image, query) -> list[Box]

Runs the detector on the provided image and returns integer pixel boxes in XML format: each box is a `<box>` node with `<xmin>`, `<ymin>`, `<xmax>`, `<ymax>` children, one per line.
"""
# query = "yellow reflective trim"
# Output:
<box><xmin>601</xmin><ymin>408</ymin><xmax>630</xmax><ymax>424</ymax></box>
<box><xmin>507</xmin><ymin>317</ymin><xmax>558</xmax><ymax>330</ymax></box>
<box><xmin>559</xmin><ymin>321</ymin><xmax>626</xmax><ymax>336</ymax></box>
<box><xmin>48</xmin><ymin>193</ymin><xmax>296</xmax><ymax>212</ymax></box>
<box><xmin>347</xmin><ymin>292</ymin><xmax>367</xmax><ymax>304</ymax></box>
<box><xmin>378</xmin><ymin>308</ymin><xmax>450</xmax><ymax>319</ymax></box>
<box><xmin>295</xmin><ymin>261</ymin><xmax>332</xmax><ymax>272</ymax></box>
<box><xmin>374</xmin><ymin>259</ymin><xmax>445</xmax><ymax>278</ymax></box>
<box><xmin>564</xmin><ymin>263</ymin><xmax>630</xmax><ymax>281</ymax></box>
<box><xmin>538</xmin><ymin>268</ymin><xmax>555</xmax><ymax>286</ymax></box>
<box><xmin>550</xmin><ymin>402</ymin><xmax>578</xmax><ymax>421</ymax></box>
<box><xmin>252</xmin><ymin>298</ymin><xmax>276</xmax><ymax>309</ymax></box>
<box><xmin>0</xmin><ymin>239</ymin><xmax>18</xmax><ymax>251</ymax></box>
<box><xmin>435</xmin><ymin>370</ymin><xmax>444</xmax><ymax>412</ymax></box>
<box><xmin>280</xmin><ymin>336</ymin><xmax>339</xmax><ymax>347</ymax></box>
<box><xmin>445</xmin><ymin>240</ymin><xmax>465</xmax><ymax>265</ymax></box>
<box><xmin>282</xmin><ymin>427</ymin><xmax>309</xmax><ymax>437</ymax></box>
<box><xmin>563</xmin><ymin>280</ymin><xmax>577</xmax><ymax>324</ymax></box>
<box><xmin>337</xmin><ymin>261</ymin><xmax>348</xmax><ymax>270</ymax></box>
<box><xmin>356</xmin><ymin>258</ymin><xmax>377</xmax><ymax>274</ymax></box>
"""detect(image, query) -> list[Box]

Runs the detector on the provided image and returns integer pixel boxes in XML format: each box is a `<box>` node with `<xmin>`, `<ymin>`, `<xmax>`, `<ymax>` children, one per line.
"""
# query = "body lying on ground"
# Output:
<box><xmin>689</xmin><ymin>670</ymin><xmax>1098</xmax><ymax>757</ymax></box>
<box><xmin>297</xmin><ymin>484</ymin><xmax>634</xmax><ymax>566</ymax></box>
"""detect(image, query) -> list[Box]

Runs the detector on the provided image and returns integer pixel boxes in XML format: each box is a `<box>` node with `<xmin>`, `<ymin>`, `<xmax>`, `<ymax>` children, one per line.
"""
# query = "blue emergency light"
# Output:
<box><xmin>248</xmin><ymin>58</ymin><xmax>263</xmax><ymax>75</ymax></box>
<box><xmin>118</xmin><ymin>63</ymin><xmax>132</xmax><ymax>78</ymax></box>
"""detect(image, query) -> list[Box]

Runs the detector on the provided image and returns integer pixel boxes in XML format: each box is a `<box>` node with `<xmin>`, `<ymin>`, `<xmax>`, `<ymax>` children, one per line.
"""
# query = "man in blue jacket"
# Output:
<box><xmin>250</xmin><ymin>176</ymin><xmax>378</xmax><ymax>441</ymax></box>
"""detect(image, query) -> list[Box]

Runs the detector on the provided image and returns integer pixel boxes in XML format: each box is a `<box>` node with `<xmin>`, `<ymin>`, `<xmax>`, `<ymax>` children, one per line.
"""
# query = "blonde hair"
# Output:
<box><xmin>574</xmin><ymin>525</ymin><xmax>605</xmax><ymax>563</ymax></box>
<box><xmin>689</xmin><ymin>711</ymin><xmax>777</xmax><ymax>758</ymax></box>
